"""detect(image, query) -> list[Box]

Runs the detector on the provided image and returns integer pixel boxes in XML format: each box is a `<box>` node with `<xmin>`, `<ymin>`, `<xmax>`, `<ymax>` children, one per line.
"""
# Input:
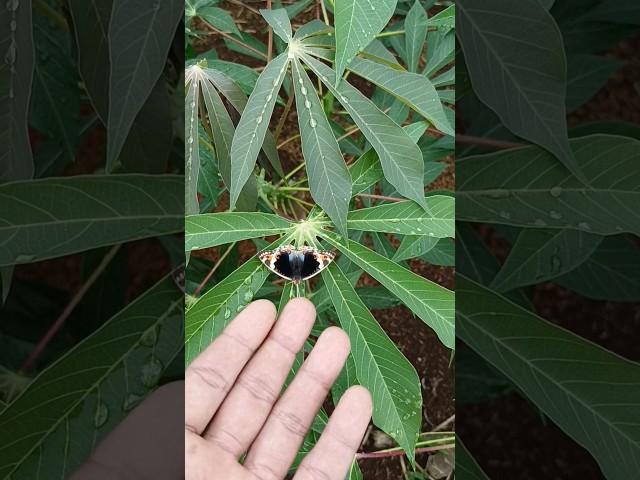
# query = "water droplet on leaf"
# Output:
<box><xmin>94</xmin><ymin>401</ymin><xmax>109</xmax><ymax>428</ymax></box>
<box><xmin>141</xmin><ymin>356</ymin><xmax>163</xmax><ymax>388</ymax></box>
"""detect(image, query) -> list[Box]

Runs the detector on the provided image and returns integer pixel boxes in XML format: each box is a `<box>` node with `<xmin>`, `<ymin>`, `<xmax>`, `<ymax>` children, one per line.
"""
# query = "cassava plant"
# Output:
<box><xmin>185</xmin><ymin>0</ymin><xmax>455</xmax><ymax>474</ymax></box>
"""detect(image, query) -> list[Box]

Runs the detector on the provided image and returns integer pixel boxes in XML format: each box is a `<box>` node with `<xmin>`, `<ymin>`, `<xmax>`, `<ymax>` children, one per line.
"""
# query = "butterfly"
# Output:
<box><xmin>258</xmin><ymin>245</ymin><xmax>335</xmax><ymax>284</ymax></box>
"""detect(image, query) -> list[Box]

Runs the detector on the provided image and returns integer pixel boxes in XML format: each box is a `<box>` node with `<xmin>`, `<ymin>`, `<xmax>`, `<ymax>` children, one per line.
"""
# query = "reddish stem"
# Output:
<box><xmin>355</xmin><ymin>444</ymin><xmax>454</xmax><ymax>460</ymax></box>
<box><xmin>456</xmin><ymin>134</ymin><xmax>524</xmax><ymax>150</ymax></box>
<box><xmin>266</xmin><ymin>0</ymin><xmax>273</xmax><ymax>63</ymax></box>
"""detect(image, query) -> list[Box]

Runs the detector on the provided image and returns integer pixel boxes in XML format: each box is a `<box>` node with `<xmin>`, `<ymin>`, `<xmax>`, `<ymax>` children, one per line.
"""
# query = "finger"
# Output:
<box><xmin>243</xmin><ymin>327</ymin><xmax>351</xmax><ymax>479</ymax></box>
<box><xmin>204</xmin><ymin>297</ymin><xmax>316</xmax><ymax>457</ymax></box>
<box><xmin>72</xmin><ymin>382</ymin><xmax>184</xmax><ymax>480</ymax></box>
<box><xmin>185</xmin><ymin>299</ymin><xmax>277</xmax><ymax>434</ymax></box>
<box><xmin>294</xmin><ymin>386</ymin><xmax>372</xmax><ymax>480</ymax></box>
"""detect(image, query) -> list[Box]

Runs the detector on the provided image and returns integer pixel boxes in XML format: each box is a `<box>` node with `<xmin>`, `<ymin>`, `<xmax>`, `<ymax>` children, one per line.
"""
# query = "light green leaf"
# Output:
<box><xmin>106</xmin><ymin>0</ymin><xmax>182</xmax><ymax>171</ymax></box>
<box><xmin>457</xmin><ymin>135</ymin><xmax>640</xmax><ymax>235</ymax></box>
<box><xmin>185</xmin><ymin>213</ymin><xmax>293</xmax><ymax>251</ymax></box>
<box><xmin>458</xmin><ymin>0</ymin><xmax>583</xmax><ymax>182</ymax></box>
<box><xmin>0</xmin><ymin>273</ymin><xmax>183</xmax><ymax>478</ymax></box>
<box><xmin>321</xmin><ymin>232</ymin><xmax>455</xmax><ymax>349</ymax></box>
<box><xmin>334</xmin><ymin>0</ymin><xmax>398</xmax><ymax>82</ymax></box>
<box><xmin>393</xmin><ymin>235</ymin><xmax>438</xmax><ymax>262</ymax></box>
<box><xmin>0</xmin><ymin>175</ymin><xmax>183</xmax><ymax>267</ymax></box>
<box><xmin>291</xmin><ymin>58</ymin><xmax>351</xmax><ymax>235</ymax></box>
<box><xmin>556</xmin><ymin>235</ymin><xmax>640</xmax><ymax>302</ymax></box>
<box><xmin>356</xmin><ymin>286</ymin><xmax>403</xmax><ymax>309</ymax></box>
<box><xmin>199</xmin><ymin>7</ymin><xmax>242</xmax><ymax>37</ymax></box>
<box><xmin>185</xmin><ymin>253</ymin><xmax>276</xmax><ymax>365</ymax></box>
<box><xmin>347</xmin><ymin>57</ymin><xmax>454</xmax><ymax>136</ymax></box>
<box><xmin>331</xmin><ymin>353</ymin><xmax>359</xmax><ymax>404</ymax></box>
<box><xmin>1</xmin><ymin>0</ymin><xmax>34</xmax><ymax>181</ymax></box>
<box><xmin>421</xmin><ymin>237</ymin><xmax>455</xmax><ymax>266</ymax></box>
<box><xmin>490</xmin><ymin>229</ymin><xmax>602</xmax><ymax>292</ymax></box>
<box><xmin>302</xmin><ymin>54</ymin><xmax>427</xmax><ymax>210</ymax></box>
<box><xmin>230</xmin><ymin>53</ymin><xmax>289</xmax><ymax>209</ymax></box>
<box><xmin>260</xmin><ymin>8</ymin><xmax>293</xmax><ymax>42</ymax></box>
<box><xmin>347</xmin><ymin>196</ymin><xmax>454</xmax><ymax>238</ymax></box>
<box><xmin>323</xmin><ymin>264</ymin><xmax>421</xmax><ymax>464</ymax></box>
<box><xmin>426</xmin><ymin>4</ymin><xmax>455</xmax><ymax>30</ymax></box>
<box><xmin>205</xmin><ymin>59</ymin><xmax>260</xmax><ymax>97</ymax></box>
<box><xmin>457</xmin><ymin>439</ymin><xmax>491</xmax><ymax>480</ymax></box>
<box><xmin>405</xmin><ymin>0</ymin><xmax>427</xmax><ymax>73</ymax></box>
<box><xmin>458</xmin><ymin>274</ymin><xmax>640</xmax><ymax>480</ymax></box>
<box><xmin>423</xmin><ymin>29</ymin><xmax>455</xmax><ymax>78</ymax></box>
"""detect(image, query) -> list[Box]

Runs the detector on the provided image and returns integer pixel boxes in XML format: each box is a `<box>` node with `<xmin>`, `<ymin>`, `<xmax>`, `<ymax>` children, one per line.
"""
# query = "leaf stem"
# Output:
<box><xmin>194</xmin><ymin>242</ymin><xmax>237</xmax><ymax>297</ymax></box>
<box><xmin>278</xmin><ymin>161</ymin><xmax>306</xmax><ymax>184</ymax></box>
<box><xmin>320</xmin><ymin>0</ymin><xmax>330</xmax><ymax>25</ymax></box>
<box><xmin>279</xmin><ymin>186</ymin><xmax>310</xmax><ymax>191</ymax></box>
<box><xmin>355</xmin><ymin>444</ymin><xmax>454</xmax><ymax>460</ymax></box>
<box><xmin>456</xmin><ymin>134</ymin><xmax>524</xmax><ymax>150</ymax></box>
<box><xmin>277</xmin><ymin>133</ymin><xmax>301</xmax><ymax>149</ymax></box>
<box><xmin>357</xmin><ymin>193</ymin><xmax>404</xmax><ymax>203</ymax></box>
<box><xmin>266</xmin><ymin>0</ymin><xmax>273</xmax><ymax>63</ymax></box>
<box><xmin>274</xmin><ymin>86</ymin><xmax>296</xmax><ymax>143</ymax></box>
<box><xmin>19</xmin><ymin>245</ymin><xmax>122</xmax><ymax>373</ymax></box>
<box><xmin>227</xmin><ymin>0</ymin><xmax>260</xmax><ymax>15</ymax></box>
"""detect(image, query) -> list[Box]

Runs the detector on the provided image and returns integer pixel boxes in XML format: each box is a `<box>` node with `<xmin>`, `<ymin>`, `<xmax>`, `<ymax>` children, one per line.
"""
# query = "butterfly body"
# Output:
<box><xmin>259</xmin><ymin>245</ymin><xmax>335</xmax><ymax>284</ymax></box>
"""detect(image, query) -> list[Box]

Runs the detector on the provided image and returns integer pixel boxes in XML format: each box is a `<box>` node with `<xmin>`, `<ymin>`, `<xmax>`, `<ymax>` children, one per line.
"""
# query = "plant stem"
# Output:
<box><xmin>432</xmin><ymin>414</ymin><xmax>455</xmax><ymax>432</ymax></box>
<box><xmin>194</xmin><ymin>242</ymin><xmax>237</xmax><ymax>297</ymax></box>
<box><xmin>34</xmin><ymin>0</ymin><xmax>68</xmax><ymax>31</ymax></box>
<box><xmin>456</xmin><ymin>134</ymin><xmax>524</xmax><ymax>150</ymax></box>
<box><xmin>376</xmin><ymin>29</ymin><xmax>405</xmax><ymax>38</ymax></box>
<box><xmin>285</xmin><ymin>194</ymin><xmax>314</xmax><ymax>208</ymax></box>
<box><xmin>320</xmin><ymin>0</ymin><xmax>330</xmax><ymax>25</ymax></box>
<box><xmin>19</xmin><ymin>245</ymin><xmax>122</xmax><ymax>373</ymax></box>
<box><xmin>357</xmin><ymin>193</ymin><xmax>404</xmax><ymax>203</ymax></box>
<box><xmin>355</xmin><ymin>444</ymin><xmax>454</xmax><ymax>460</ymax></box>
<box><xmin>279</xmin><ymin>161</ymin><xmax>306</xmax><ymax>184</ymax></box>
<box><xmin>277</xmin><ymin>133</ymin><xmax>301</xmax><ymax>149</ymax></box>
<box><xmin>279</xmin><ymin>186</ymin><xmax>310</xmax><ymax>191</ymax></box>
<box><xmin>274</xmin><ymin>88</ymin><xmax>296</xmax><ymax>143</ymax></box>
<box><xmin>227</xmin><ymin>0</ymin><xmax>260</xmax><ymax>14</ymax></box>
<box><xmin>204</xmin><ymin>22</ymin><xmax>268</xmax><ymax>60</ymax></box>
<box><xmin>266</xmin><ymin>0</ymin><xmax>273</xmax><ymax>62</ymax></box>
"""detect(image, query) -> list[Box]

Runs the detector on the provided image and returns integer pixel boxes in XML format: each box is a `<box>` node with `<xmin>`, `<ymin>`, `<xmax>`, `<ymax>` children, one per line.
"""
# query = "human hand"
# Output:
<box><xmin>186</xmin><ymin>298</ymin><xmax>373</xmax><ymax>479</ymax></box>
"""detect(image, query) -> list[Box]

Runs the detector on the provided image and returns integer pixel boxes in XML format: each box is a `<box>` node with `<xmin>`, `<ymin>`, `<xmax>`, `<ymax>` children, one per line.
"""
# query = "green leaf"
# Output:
<box><xmin>260</xmin><ymin>8</ymin><xmax>293</xmax><ymax>42</ymax></box>
<box><xmin>393</xmin><ymin>235</ymin><xmax>438</xmax><ymax>262</ymax></box>
<box><xmin>457</xmin><ymin>135</ymin><xmax>640</xmax><ymax>235</ymax></box>
<box><xmin>1</xmin><ymin>0</ymin><xmax>34</xmax><ymax>181</ymax></box>
<box><xmin>334</xmin><ymin>0</ymin><xmax>398</xmax><ymax>82</ymax></box>
<box><xmin>185</xmin><ymin>255</ymin><xmax>274</xmax><ymax>365</ymax></box>
<box><xmin>68</xmin><ymin>0</ymin><xmax>110</xmax><ymax>122</ymax></box>
<box><xmin>457</xmin><ymin>439</ymin><xmax>491</xmax><ymax>480</ymax></box>
<box><xmin>356</xmin><ymin>286</ymin><xmax>403</xmax><ymax>310</ymax></box>
<box><xmin>230</xmin><ymin>53</ymin><xmax>289</xmax><ymax>209</ymax></box>
<box><xmin>0</xmin><ymin>273</ymin><xmax>183</xmax><ymax>478</ymax></box>
<box><xmin>347</xmin><ymin>196</ymin><xmax>454</xmax><ymax>238</ymax></box>
<box><xmin>185</xmin><ymin>70</ymin><xmax>201</xmax><ymax>216</ymax></box>
<box><xmin>323</xmin><ymin>264</ymin><xmax>421</xmax><ymax>464</ymax></box>
<box><xmin>291</xmin><ymin>58</ymin><xmax>351</xmax><ymax>235</ymax></box>
<box><xmin>423</xmin><ymin>29</ymin><xmax>455</xmax><ymax>78</ymax></box>
<box><xmin>321</xmin><ymin>232</ymin><xmax>455</xmax><ymax>349</ymax></box>
<box><xmin>405</xmin><ymin>0</ymin><xmax>427</xmax><ymax>73</ymax></box>
<box><xmin>490</xmin><ymin>229</ymin><xmax>602</xmax><ymax>292</ymax></box>
<box><xmin>555</xmin><ymin>235</ymin><xmax>640</xmax><ymax>302</ymax></box>
<box><xmin>458</xmin><ymin>274</ymin><xmax>640</xmax><ymax>480</ymax></box>
<box><xmin>106</xmin><ymin>0</ymin><xmax>182</xmax><ymax>171</ymax></box>
<box><xmin>199</xmin><ymin>7</ymin><xmax>242</xmax><ymax>37</ymax></box>
<box><xmin>458</xmin><ymin>0</ymin><xmax>583</xmax><ymax>182</ymax></box>
<box><xmin>185</xmin><ymin>213</ymin><xmax>293</xmax><ymax>251</ymax></box>
<box><xmin>0</xmin><ymin>175</ymin><xmax>183</xmax><ymax>267</ymax></box>
<box><xmin>566</xmin><ymin>54</ymin><xmax>622</xmax><ymax>112</ymax></box>
<box><xmin>302</xmin><ymin>54</ymin><xmax>428</xmax><ymax>210</ymax></box>
<box><xmin>347</xmin><ymin>57</ymin><xmax>454</xmax><ymax>136</ymax></box>
<box><xmin>205</xmin><ymin>60</ymin><xmax>260</xmax><ymax>97</ymax></box>
<box><xmin>421</xmin><ymin>238</ymin><xmax>455</xmax><ymax>266</ymax></box>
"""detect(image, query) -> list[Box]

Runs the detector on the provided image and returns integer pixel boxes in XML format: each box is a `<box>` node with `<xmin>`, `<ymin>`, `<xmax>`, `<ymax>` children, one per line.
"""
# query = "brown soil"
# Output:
<box><xmin>198</xmin><ymin>3</ymin><xmax>455</xmax><ymax>478</ymax></box>
<box><xmin>458</xmin><ymin>32</ymin><xmax>640</xmax><ymax>480</ymax></box>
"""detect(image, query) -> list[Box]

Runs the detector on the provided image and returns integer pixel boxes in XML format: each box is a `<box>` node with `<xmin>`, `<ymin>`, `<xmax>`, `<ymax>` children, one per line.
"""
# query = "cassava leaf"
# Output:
<box><xmin>185</xmin><ymin>213</ymin><xmax>293</xmax><ymax>251</ymax></box>
<box><xmin>457</xmin><ymin>135</ymin><xmax>640</xmax><ymax>235</ymax></box>
<box><xmin>334</xmin><ymin>0</ymin><xmax>398</xmax><ymax>83</ymax></box>
<box><xmin>347</xmin><ymin>196</ymin><xmax>455</xmax><ymax>238</ymax></box>
<box><xmin>0</xmin><ymin>273</ymin><xmax>183</xmax><ymax>478</ymax></box>
<box><xmin>0</xmin><ymin>175</ymin><xmax>183</xmax><ymax>267</ymax></box>
<box><xmin>321</xmin><ymin>232</ymin><xmax>455</xmax><ymax>349</ymax></box>
<box><xmin>323</xmin><ymin>264</ymin><xmax>422</xmax><ymax>465</ymax></box>
<box><xmin>291</xmin><ymin>57</ymin><xmax>351</xmax><ymax>236</ymax></box>
<box><xmin>260</xmin><ymin>8</ymin><xmax>293</xmax><ymax>42</ymax></box>
<box><xmin>405</xmin><ymin>0</ymin><xmax>427</xmax><ymax>73</ymax></box>
<box><xmin>393</xmin><ymin>235</ymin><xmax>438</xmax><ymax>262</ymax></box>
<box><xmin>230</xmin><ymin>53</ymin><xmax>289</xmax><ymax>208</ymax></box>
<box><xmin>457</xmin><ymin>439</ymin><xmax>491</xmax><ymax>480</ymax></box>
<box><xmin>458</xmin><ymin>0</ymin><xmax>583</xmax><ymax>182</ymax></box>
<box><xmin>458</xmin><ymin>275</ymin><xmax>640</xmax><ymax>480</ymax></box>
<box><xmin>301</xmin><ymin>54</ymin><xmax>427</xmax><ymax>210</ymax></box>
<box><xmin>106</xmin><ymin>0</ymin><xmax>182</xmax><ymax>171</ymax></box>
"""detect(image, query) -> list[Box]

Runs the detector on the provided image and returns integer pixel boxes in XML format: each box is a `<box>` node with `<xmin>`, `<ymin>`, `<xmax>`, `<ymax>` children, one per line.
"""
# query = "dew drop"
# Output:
<box><xmin>141</xmin><ymin>356</ymin><xmax>163</xmax><ymax>388</ymax></box>
<box><xmin>6</xmin><ymin>0</ymin><xmax>18</xmax><ymax>12</ymax></box>
<box><xmin>243</xmin><ymin>290</ymin><xmax>253</xmax><ymax>302</ymax></box>
<box><xmin>371</xmin><ymin>4</ymin><xmax>376</xmax><ymax>10</ymax></box>
<box><xmin>340</xmin><ymin>95</ymin><xmax>349</xmax><ymax>104</ymax></box>
<box><xmin>309</xmin><ymin>118</ymin><xmax>317</xmax><ymax>128</ymax></box>
<box><xmin>244</xmin><ymin>276</ymin><xmax>252</xmax><ymax>285</ymax></box>
<box><xmin>304</xmin><ymin>99</ymin><xmax>311</xmax><ymax>109</ymax></box>
<box><xmin>550</xmin><ymin>186</ymin><xmax>562</xmax><ymax>197</ymax></box>
<box><xmin>499</xmin><ymin>211</ymin><xmax>511</xmax><ymax>220</ymax></box>
<box><xmin>190</xmin><ymin>101</ymin><xmax>196</xmax><ymax>108</ymax></box>
<box><xmin>266</xmin><ymin>93</ymin><xmax>273</xmax><ymax>102</ymax></box>
<box><xmin>549</xmin><ymin>210</ymin><xmax>562</xmax><ymax>220</ymax></box>
<box><xmin>188</xmin><ymin>137</ymin><xmax>194</xmax><ymax>144</ymax></box>
<box><xmin>301</xmin><ymin>86</ymin><xmax>308</xmax><ymax>96</ymax></box>
<box><xmin>123</xmin><ymin>393</ymin><xmax>143</xmax><ymax>412</ymax></box>
<box><xmin>224</xmin><ymin>308</ymin><xmax>231</xmax><ymax>319</ymax></box>
<box><xmin>236</xmin><ymin>304</ymin><xmax>244</xmax><ymax>312</ymax></box>
<box><xmin>140</xmin><ymin>327</ymin><xmax>158</xmax><ymax>347</ymax></box>
<box><xmin>4</xmin><ymin>40</ymin><xmax>16</xmax><ymax>65</ymax></box>
<box><xmin>94</xmin><ymin>401</ymin><xmax>109</xmax><ymax>428</ymax></box>
<box><xmin>10</xmin><ymin>19</ymin><xmax>16</xmax><ymax>31</ymax></box>
<box><xmin>272</xmin><ymin>78</ymin><xmax>279</xmax><ymax>87</ymax></box>
<box><xmin>534</xmin><ymin>219</ymin><xmax>547</xmax><ymax>227</ymax></box>
<box><xmin>256</xmin><ymin>116</ymin><xmax>263</xmax><ymax>125</ymax></box>
<box><xmin>487</xmin><ymin>189</ymin><xmax>510</xmax><ymax>199</ymax></box>
<box><xmin>550</xmin><ymin>254</ymin><xmax>562</xmax><ymax>273</ymax></box>
<box><xmin>578</xmin><ymin>221</ymin><xmax>591</xmax><ymax>230</ymax></box>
